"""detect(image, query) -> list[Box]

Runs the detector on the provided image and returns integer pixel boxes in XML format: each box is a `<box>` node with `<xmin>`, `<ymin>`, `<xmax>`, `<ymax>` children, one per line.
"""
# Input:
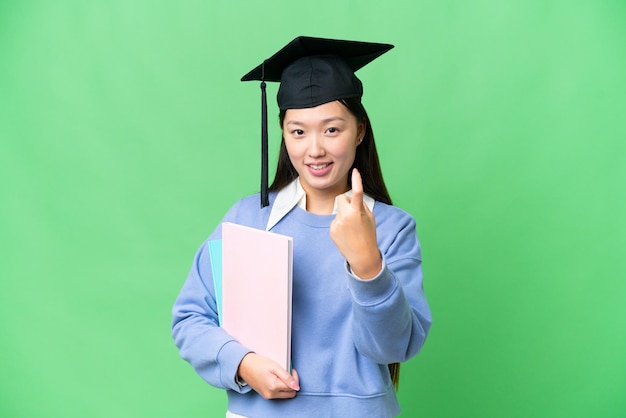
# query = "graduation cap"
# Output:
<box><xmin>241</xmin><ymin>36</ymin><xmax>394</xmax><ymax>207</ymax></box>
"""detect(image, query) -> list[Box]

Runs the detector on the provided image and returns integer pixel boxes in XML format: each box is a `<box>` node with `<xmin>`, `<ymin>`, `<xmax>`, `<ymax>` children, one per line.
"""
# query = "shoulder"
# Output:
<box><xmin>373</xmin><ymin>201</ymin><xmax>422</xmax><ymax>258</ymax></box>
<box><xmin>230</xmin><ymin>193</ymin><xmax>265</xmax><ymax>211</ymax></box>
<box><xmin>218</xmin><ymin>191</ymin><xmax>280</xmax><ymax>228</ymax></box>
<box><xmin>372</xmin><ymin>201</ymin><xmax>417</xmax><ymax>229</ymax></box>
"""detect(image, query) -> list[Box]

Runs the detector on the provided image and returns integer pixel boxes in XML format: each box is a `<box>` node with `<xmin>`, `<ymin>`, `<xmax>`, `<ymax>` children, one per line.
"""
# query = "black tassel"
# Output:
<box><xmin>260</xmin><ymin>80</ymin><xmax>269</xmax><ymax>207</ymax></box>
<box><xmin>260</xmin><ymin>60</ymin><xmax>269</xmax><ymax>208</ymax></box>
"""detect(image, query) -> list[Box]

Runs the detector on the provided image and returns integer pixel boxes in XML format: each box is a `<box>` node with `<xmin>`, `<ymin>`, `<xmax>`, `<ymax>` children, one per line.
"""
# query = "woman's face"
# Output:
<box><xmin>282</xmin><ymin>101</ymin><xmax>364</xmax><ymax>201</ymax></box>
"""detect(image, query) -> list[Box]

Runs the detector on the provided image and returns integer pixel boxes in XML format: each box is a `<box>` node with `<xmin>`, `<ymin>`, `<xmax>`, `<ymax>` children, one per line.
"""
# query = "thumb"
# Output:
<box><xmin>274</xmin><ymin>367</ymin><xmax>300</xmax><ymax>391</ymax></box>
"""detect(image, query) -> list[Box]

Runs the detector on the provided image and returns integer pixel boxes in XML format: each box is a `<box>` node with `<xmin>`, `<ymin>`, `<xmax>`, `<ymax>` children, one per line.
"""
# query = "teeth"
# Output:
<box><xmin>310</xmin><ymin>164</ymin><xmax>329</xmax><ymax>169</ymax></box>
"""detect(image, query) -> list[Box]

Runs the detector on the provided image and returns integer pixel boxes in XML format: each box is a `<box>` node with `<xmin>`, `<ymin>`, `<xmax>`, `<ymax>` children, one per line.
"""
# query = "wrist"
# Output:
<box><xmin>348</xmin><ymin>255</ymin><xmax>383</xmax><ymax>280</ymax></box>
<box><xmin>236</xmin><ymin>352</ymin><xmax>254</xmax><ymax>386</ymax></box>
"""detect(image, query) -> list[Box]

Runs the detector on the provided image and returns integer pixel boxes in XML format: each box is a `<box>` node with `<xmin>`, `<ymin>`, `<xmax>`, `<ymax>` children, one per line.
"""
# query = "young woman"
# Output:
<box><xmin>172</xmin><ymin>36</ymin><xmax>432</xmax><ymax>418</ymax></box>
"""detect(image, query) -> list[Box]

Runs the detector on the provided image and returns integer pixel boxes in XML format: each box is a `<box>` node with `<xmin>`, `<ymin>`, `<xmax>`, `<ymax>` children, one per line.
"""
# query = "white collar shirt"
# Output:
<box><xmin>265</xmin><ymin>178</ymin><xmax>375</xmax><ymax>231</ymax></box>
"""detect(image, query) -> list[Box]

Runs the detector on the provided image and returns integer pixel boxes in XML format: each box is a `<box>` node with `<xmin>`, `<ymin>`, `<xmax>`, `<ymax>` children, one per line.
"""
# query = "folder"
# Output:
<box><xmin>219</xmin><ymin>222</ymin><xmax>293</xmax><ymax>371</ymax></box>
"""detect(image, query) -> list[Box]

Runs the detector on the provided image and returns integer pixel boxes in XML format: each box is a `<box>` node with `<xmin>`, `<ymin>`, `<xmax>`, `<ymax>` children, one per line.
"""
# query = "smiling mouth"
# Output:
<box><xmin>308</xmin><ymin>163</ymin><xmax>331</xmax><ymax>170</ymax></box>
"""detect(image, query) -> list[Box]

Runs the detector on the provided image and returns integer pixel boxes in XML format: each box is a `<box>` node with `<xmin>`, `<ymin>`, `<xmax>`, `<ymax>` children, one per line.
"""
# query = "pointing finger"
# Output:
<box><xmin>351</xmin><ymin>168</ymin><xmax>364</xmax><ymax>210</ymax></box>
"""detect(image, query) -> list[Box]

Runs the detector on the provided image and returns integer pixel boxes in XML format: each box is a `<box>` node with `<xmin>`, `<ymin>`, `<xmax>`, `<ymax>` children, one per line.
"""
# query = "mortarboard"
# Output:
<box><xmin>241</xmin><ymin>36</ymin><xmax>394</xmax><ymax>207</ymax></box>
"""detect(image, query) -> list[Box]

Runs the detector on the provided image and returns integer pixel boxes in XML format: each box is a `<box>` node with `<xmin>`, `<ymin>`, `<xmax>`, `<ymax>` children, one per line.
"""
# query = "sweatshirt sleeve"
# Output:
<box><xmin>346</xmin><ymin>209</ymin><xmax>432</xmax><ymax>364</ymax></box>
<box><xmin>171</xmin><ymin>227</ymin><xmax>253</xmax><ymax>393</ymax></box>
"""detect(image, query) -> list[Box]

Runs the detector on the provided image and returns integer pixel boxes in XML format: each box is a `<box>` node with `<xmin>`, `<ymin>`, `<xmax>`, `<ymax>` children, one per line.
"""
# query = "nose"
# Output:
<box><xmin>308</xmin><ymin>134</ymin><xmax>325</xmax><ymax>157</ymax></box>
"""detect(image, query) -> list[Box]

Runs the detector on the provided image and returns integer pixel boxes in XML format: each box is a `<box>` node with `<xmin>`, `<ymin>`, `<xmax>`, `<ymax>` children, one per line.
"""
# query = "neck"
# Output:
<box><xmin>301</xmin><ymin>184</ymin><xmax>348</xmax><ymax>215</ymax></box>
<box><xmin>305</xmin><ymin>194</ymin><xmax>336</xmax><ymax>215</ymax></box>
<box><xmin>298</xmin><ymin>178</ymin><xmax>350</xmax><ymax>215</ymax></box>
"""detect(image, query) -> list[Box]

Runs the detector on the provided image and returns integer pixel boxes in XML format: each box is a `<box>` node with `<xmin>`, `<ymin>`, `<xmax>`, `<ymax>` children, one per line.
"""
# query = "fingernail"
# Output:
<box><xmin>290</xmin><ymin>380</ymin><xmax>300</xmax><ymax>390</ymax></box>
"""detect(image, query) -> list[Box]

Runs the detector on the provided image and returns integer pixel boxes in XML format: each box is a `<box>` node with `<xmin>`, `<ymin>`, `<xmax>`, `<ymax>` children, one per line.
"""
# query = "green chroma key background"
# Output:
<box><xmin>1</xmin><ymin>1</ymin><xmax>624</xmax><ymax>417</ymax></box>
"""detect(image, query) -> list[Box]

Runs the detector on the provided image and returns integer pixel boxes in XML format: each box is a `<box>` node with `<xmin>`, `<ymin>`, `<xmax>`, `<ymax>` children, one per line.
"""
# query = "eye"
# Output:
<box><xmin>291</xmin><ymin>129</ymin><xmax>305</xmax><ymax>137</ymax></box>
<box><xmin>325</xmin><ymin>127</ymin><xmax>339</xmax><ymax>135</ymax></box>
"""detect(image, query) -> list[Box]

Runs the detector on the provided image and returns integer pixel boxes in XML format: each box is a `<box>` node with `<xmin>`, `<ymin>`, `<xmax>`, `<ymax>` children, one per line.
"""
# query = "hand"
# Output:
<box><xmin>330</xmin><ymin>168</ymin><xmax>382</xmax><ymax>279</ymax></box>
<box><xmin>237</xmin><ymin>353</ymin><xmax>300</xmax><ymax>399</ymax></box>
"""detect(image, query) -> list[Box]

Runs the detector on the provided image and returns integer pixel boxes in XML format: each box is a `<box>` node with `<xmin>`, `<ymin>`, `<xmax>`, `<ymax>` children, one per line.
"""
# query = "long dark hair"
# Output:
<box><xmin>270</xmin><ymin>98</ymin><xmax>401</xmax><ymax>390</ymax></box>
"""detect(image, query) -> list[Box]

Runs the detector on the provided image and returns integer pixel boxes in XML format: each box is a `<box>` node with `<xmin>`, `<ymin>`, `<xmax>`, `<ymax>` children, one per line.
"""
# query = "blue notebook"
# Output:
<box><xmin>207</xmin><ymin>239</ymin><xmax>223</xmax><ymax>326</ymax></box>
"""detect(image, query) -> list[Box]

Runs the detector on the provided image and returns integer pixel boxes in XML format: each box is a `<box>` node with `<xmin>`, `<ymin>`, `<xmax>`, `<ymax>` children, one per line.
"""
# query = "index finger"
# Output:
<box><xmin>351</xmin><ymin>168</ymin><xmax>364</xmax><ymax>210</ymax></box>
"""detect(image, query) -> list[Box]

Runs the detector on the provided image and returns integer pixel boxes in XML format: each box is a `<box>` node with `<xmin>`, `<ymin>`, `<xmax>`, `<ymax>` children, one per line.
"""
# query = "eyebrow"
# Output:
<box><xmin>285</xmin><ymin>117</ymin><xmax>347</xmax><ymax>126</ymax></box>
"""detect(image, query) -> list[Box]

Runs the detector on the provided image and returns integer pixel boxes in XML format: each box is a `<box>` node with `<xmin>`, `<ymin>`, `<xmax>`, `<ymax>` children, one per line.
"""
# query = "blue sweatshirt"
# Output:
<box><xmin>172</xmin><ymin>187</ymin><xmax>432</xmax><ymax>418</ymax></box>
